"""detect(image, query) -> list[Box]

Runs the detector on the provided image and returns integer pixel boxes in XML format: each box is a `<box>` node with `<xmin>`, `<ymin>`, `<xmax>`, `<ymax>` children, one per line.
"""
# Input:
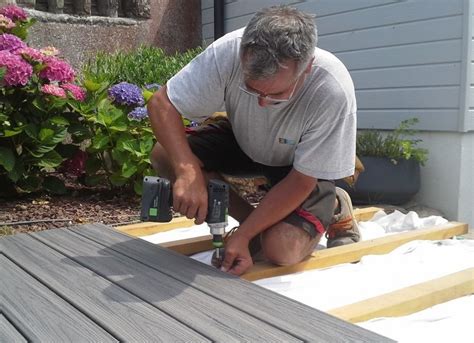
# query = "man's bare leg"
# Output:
<box><xmin>261</xmin><ymin>223</ymin><xmax>322</xmax><ymax>265</ymax></box>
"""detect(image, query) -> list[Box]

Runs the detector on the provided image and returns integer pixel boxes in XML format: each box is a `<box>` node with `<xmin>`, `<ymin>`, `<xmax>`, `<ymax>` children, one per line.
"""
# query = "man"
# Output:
<box><xmin>148</xmin><ymin>5</ymin><xmax>359</xmax><ymax>276</ymax></box>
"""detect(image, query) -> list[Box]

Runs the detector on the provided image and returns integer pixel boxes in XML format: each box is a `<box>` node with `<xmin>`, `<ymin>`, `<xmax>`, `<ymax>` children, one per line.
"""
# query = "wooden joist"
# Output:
<box><xmin>116</xmin><ymin>217</ymin><xmax>195</xmax><ymax>237</ymax></box>
<box><xmin>241</xmin><ymin>222</ymin><xmax>468</xmax><ymax>281</ymax></box>
<box><xmin>328</xmin><ymin>267</ymin><xmax>474</xmax><ymax>323</ymax></box>
<box><xmin>160</xmin><ymin>207</ymin><xmax>381</xmax><ymax>255</ymax></box>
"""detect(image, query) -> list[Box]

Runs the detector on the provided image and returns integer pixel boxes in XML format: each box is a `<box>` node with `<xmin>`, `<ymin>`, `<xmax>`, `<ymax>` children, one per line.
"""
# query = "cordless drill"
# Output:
<box><xmin>140</xmin><ymin>176</ymin><xmax>229</xmax><ymax>261</ymax></box>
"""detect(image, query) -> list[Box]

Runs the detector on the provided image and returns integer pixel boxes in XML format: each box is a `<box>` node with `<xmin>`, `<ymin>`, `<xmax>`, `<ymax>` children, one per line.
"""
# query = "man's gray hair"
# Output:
<box><xmin>240</xmin><ymin>5</ymin><xmax>317</xmax><ymax>79</ymax></box>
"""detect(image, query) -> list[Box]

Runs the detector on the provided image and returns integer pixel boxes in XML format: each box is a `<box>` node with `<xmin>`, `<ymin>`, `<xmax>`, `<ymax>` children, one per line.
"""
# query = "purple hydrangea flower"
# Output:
<box><xmin>0</xmin><ymin>5</ymin><xmax>28</xmax><ymax>22</ymax></box>
<box><xmin>108</xmin><ymin>82</ymin><xmax>144</xmax><ymax>106</ymax></box>
<box><xmin>39</xmin><ymin>56</ymin><xmax>75</xmax><ymax>83</ymax></box>
<box><xmin>0</xmin><ymin>33</ymin><xmax>27</xmax><ymax>53</ymax></box>
<box><xmin>0</xmin><ymin>50</ymin><xmax>32</xmax><ymax>86</ymax></box>
<box><xmin>145</xmin><ymin>83</ymin><xmax>161</xmax><ymax>91</ymax></box>
<box><xmin>127</xmin><ymin>106</ymin><xmax>148</xmax><ymax>121</ymax></box>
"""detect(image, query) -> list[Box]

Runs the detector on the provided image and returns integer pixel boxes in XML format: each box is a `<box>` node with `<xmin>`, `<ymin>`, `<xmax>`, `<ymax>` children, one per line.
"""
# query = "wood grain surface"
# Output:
<box><xmin>72</xmin><ymin>223</ymin><xmax>392</xmax><ymax>342</ymax></box>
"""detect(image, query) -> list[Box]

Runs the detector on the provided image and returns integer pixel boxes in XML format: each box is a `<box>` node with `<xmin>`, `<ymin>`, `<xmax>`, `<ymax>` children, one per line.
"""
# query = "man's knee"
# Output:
<box><xmin>261</xmin><ymin>222</ymin><xmax>318</xmax><ymax>266</ymax></box>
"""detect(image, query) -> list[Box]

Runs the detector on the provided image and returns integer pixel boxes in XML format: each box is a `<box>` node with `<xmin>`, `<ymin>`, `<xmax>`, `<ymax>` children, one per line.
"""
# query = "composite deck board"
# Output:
<box><xmin>0</xmin><ymin>313</ymin><xmax>27</xmax><ymax>343</ymax></box>
<box><xmin>0</xmin><ymin>254</ymin><xmax>116</xmax><ymax>342</ymax></box>
<box><xmin>72</xmin><ymin>223</ymin><xmax>392</xmax><ymax>342</ymax></box>
<box><xmin>33</xmin><ymin>228</ymin><xmax>300</xmax><ymax>342</ymax></box>
<box><xmin>0</xmin><ymin>235</ymin><xmax>208</xmax><ymax>342</ymax></box>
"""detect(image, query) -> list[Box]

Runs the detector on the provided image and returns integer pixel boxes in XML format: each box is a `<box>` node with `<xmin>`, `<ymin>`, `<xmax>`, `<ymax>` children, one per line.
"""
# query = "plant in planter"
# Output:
<box><xmin>340</xmin><ymin>118</ymin><xmax>428</xmax><ymax>205</ymax></box>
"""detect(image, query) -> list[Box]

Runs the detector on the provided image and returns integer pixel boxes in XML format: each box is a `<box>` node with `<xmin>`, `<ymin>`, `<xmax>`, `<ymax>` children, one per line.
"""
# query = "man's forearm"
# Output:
<box><xmin>147</xmin><ymin>86</ymin><xmax>201</xmax><ymax>174</ymax></box>
<box><xmin>237</xmin><ymin>169</ymin><xmax>318</xmax><ymax>241</ymax></box>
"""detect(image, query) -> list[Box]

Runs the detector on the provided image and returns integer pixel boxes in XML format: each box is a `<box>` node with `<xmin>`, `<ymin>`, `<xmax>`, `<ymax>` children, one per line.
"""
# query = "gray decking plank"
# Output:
<box><xmin>34</xmin><ymin>228</ymin><xmax>301</xmax><ymax>342</ymax></box>
<box><xmin>0</xmin><ymin>313</ymin><xmax>27</xmax><ymax>343</ymax></box>
<box><xmin>0</xmin><ymin>254</ymin><xmax>116</xmax><ymax>342</ymax></box>
<box><xmin>73</xmin><ymin>223</ymin><xmax>394</xmax><ymax>342</ymax></box>
<box><xmin>0</xmin><ymin>235</ymin><xmax>209</xmax><ymax>342</ymax></box>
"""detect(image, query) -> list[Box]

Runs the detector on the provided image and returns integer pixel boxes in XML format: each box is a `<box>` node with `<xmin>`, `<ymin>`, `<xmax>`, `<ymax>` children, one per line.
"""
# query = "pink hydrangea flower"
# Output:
<box><xmin>39</xmin><ymin>56</ymin><xmax>75</xmax><ymax>83</ymax></box>
<box><xmin>40</xmin><ymin>46</ymin><xmax>60</xmax><ymax>56</ymax></box>
<box><xmin>0</xmin><ymin>33</ymin><xmax>26</xmax><ymax>53</ymax></box>
<box><xmin>61</xmin><ymin>83</ymin><xmax>86</xmax><ymax>101</ymax></box>
<box><xmin>16</xmin><ymin>46</ymin><xmax>45</xmax><ymax>63</ymax></box>
<box><xmin>41</xmin><ymin>84</ymin><xmax>67</xmax><ymax>98</ymax></box>
<box><xmin>0</xmin><ymin>5</ymin><xmax>28</xmax><ymax>22</ymax></box>
<box><xmin>0</xmin><ymin>14</ymin><xmax>15</xmax><ymax>29</ymax></box>
<box><xmin>0</xmin><ymin>50</ymin><xmax>32</xmax><ymax>86</ymax></box>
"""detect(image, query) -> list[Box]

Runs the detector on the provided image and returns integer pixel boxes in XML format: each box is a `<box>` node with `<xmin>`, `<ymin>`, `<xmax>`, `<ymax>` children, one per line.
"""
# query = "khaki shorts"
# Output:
<box><xmin>186</xmin><ymin>119</ymin><xmax>336</xmax><ymax>238</ymax></box>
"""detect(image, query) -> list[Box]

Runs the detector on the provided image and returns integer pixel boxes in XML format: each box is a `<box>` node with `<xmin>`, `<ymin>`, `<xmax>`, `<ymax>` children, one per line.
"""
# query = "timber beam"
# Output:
<box><xmin>242</xmin><ymin>222</ymin><xmax>468</xmax><ymax>281</ymax></box>
<box><xmin>328</xmin><ymin>267</ymin><xmax>474</xmax><ymax>323</ymax></box>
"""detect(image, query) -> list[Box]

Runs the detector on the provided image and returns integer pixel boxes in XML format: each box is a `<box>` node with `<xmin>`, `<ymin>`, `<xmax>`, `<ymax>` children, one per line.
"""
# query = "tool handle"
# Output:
<box><xmin>140</xmin><ymin>176</ymin><xmax>173</xmax><ymax>222</ymax></box>
<box><xmin>206</xmin><ymin>179</ymin><xmax>229</xmax><ymax>225</ymax></box>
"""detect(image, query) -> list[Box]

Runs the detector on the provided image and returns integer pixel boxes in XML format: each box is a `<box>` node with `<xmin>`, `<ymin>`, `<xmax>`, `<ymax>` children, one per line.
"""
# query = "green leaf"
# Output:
<box><xmin>84</xmin><ymin>79</ymin><xmax>102</xmax><ymax>92</ymax></box>
<box><xmin>91</xmin><ymin>133</ymin><xmax>110</xmax><ymax>150</ymax></box>
<box><xmin>133</xmin><ymin>178</ymin><xmax>143</xmax><ymax>195</ymax></box>
<box><xmin>143</xmin><ymin>89</ymin><xmax>154</xmax><ymax>102</ymax></box>
<box><xmin>36</xmin><ymin>151</ymin><xmax>64</xmax><ymax>168</ymax></box>
<box><xmin>121</xmin><ymin>161</ymin><xmax>138</xmax><ymax>178</ymax></box>
<box><xmin>31</xmin><ymin>144</ymin><xmax>55</xmax><ymax>156</ymax></box>
<box><xmin>38</xmin><ymin>128</ymin><xmax>55</xmax><ymax>142</ymax></box>
<box><xmin>84</xmin><ymin>174</ymin><xmax>107</xmax><ymax>187</ymax></box>
<box><xmin>119</xmin><ymin>139</ymin><xmax>140</xmax><ymax>155</ymax></box>
<box><xmin>97</xmin><ymin>105</ymin><xmax>123</xmax><ymax>126</ymax></box>
<box><xmin>1</xmin><ymin>126</ymin><xmax>24</xmax><ymax>137</ymax></box>
<box><xmin>0</xmin><ymin>66</ymin><xmax>6</xmax><ymax>81</ymax></box>
<box><xmin>39</xmin><ymin>127</ymin><xmax>67</xmax><ymax>145</ymax></box>
<box><xmin>68</xmin><ymin>124</ymin><xmax>91</xmax><ymax>140</ymax></box>
<box><xmin>49</xmin><ymin>116</ymin><xmax>70</xmax><ymax>126</ymax></box>
<box><xmin>140</xmin><ymin>136</ymin><xmax>154</xmax><ymax>155</ymax></box>
<box><xmin>43</xmin><ymin>176</ymin><xmax>67</xmax><ymax>194</ymax></box>
<box><xmin>24</xmin><ymin>123</ymin><xmax>39</xmax><ymax>140</ymax></box>
<box><xmin>111</xmin><ymin>148</ymin><xmax>128</xmax><ymax>165</ymax></box>
<box><xmin>109</xmin><ymin>173</ymin><xmax>128</xmax><ymax>187</ymax></box>
<box><xmin>85</xmin><ymin>157</ymin><xmax>102</xmax><ymax>174</ymax></box>
<box><xmin>0</xmin><ymin>147</ymin><xmax>15</xmax><ymax>172</ymax></box>
<box><xmin>109</xmin><ymin>118</ymin><xmax>128</xmax><ymax>132</ymax></box>
<box><xmin>17</xmin><ymin>176</ymin><xmax>41</xmax><ymax>192</ymax></box>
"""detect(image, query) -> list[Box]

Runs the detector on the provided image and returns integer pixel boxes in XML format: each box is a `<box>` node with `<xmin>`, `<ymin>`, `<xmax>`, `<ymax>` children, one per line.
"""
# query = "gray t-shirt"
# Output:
<box><xmin>167</xmin><ymin>28</ymin><xmax>357</xmax><ymax>180</ymax></box>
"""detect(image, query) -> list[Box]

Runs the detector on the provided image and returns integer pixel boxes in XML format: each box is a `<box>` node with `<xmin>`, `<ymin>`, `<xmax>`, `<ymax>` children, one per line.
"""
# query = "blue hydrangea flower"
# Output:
<box><xmin>108</xmin><ymin>82</ymin><xmax>144</xmax><ymax>106</ymax></box>
<box><xmin>127</xmin><ymin>106</ymin><xmax>148</xmax><ymax>121</ymax></box>
<box><xmin>145</xmin><ymin>83</ymin><xmax>162</xmax><ymax>91</ymax></box>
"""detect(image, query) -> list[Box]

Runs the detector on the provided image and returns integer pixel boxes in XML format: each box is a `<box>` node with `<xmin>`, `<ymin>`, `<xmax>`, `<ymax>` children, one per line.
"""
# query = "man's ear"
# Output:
<box><xmin>304</xmin><ymin>57</ymin><xmax>314</xmax><ymax>74</ymax></box>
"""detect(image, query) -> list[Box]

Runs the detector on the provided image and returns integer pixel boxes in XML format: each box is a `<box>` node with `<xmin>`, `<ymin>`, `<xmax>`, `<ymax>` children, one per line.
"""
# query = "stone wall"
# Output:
<box><xmin>4</xmin><ymin>0</ymin><xmax>202</xmax><ymax>70</ymax></box>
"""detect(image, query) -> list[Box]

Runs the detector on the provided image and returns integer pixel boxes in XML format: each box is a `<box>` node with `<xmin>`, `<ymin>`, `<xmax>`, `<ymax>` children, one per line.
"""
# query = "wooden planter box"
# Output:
<box><xmin>337</xmin><ymin>156</ymin><xmax>421</xmax><ymax>205</ymax></box>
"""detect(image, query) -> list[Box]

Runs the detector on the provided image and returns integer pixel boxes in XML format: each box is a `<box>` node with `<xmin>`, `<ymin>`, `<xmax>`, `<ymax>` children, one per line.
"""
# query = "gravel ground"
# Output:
<box><xmin>0</xmin><ymin>176</ymin><xmax>265</xmax><ymax>236</ymax></box>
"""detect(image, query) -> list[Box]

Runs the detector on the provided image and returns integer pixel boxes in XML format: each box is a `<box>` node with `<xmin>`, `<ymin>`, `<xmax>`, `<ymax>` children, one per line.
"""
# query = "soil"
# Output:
<box><xmin>0</xmin><ymin>175</ymin><xmax>265</xmax><ymax>236</ymax></box>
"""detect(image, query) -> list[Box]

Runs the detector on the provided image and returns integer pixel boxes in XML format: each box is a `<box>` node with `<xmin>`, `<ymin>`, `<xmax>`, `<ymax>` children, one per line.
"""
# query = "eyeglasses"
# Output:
<box><xmin>239</xmin><ymin>74</ymin><xmax>301</xmax><ymax>104</ymax></box>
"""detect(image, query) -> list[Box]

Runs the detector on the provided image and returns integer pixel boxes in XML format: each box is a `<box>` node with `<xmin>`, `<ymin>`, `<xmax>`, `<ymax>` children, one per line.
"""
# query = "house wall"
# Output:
<box><xmin>202</xmin><ymin>0</ymin><xmax>474</xmax><ymax>228</ymax></box>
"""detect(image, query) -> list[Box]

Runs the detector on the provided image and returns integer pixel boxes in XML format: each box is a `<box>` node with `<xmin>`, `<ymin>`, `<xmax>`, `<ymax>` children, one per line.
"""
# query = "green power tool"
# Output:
<box><xmin>141</xmin><ymin>176</ymin><xmax>229</xmax><ymax>262</ymax></box>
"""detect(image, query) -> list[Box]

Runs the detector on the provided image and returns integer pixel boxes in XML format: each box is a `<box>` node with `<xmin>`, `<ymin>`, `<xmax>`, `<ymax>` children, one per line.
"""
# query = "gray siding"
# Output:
<box><xmin>466</xmin><ymin>0</ymin><xmax>474</xmax><ymax>130</ymax></box>
<box><xmin>202</xmin><ymin>0</ymin><xmax>473</xmax><ymax>132</ymax></box>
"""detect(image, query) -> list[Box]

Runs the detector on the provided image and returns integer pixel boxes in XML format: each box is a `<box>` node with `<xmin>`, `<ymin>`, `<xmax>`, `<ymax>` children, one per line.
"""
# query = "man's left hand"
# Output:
<box><xmin>220</xmin><ymin>233</ymin><xmax>253</xmax><ymax>276</ymax></box>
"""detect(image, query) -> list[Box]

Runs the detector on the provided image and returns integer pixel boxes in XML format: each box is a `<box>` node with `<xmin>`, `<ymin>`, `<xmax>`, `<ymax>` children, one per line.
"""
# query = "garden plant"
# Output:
<box><xmin>0</xmin><ymin>5</ymin><xmax>86</xmax><ymax>195</ymax></box>
<box><xmin>0</xmin><ymin>4</ymin><xmax>202</xmax><ymax>196</ymax></box>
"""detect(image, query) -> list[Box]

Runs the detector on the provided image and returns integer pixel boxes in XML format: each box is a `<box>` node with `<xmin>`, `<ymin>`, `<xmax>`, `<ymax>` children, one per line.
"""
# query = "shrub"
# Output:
<box><xmin>0</xmin><ymin>5</ymin><xmax>86</xmax><ymax>194</ymax></box>
<box><xmin>356</xmin><ymin>118</ymin><xmax>429</xmax><ymax>165</ymax></box>
<box><xmin>72</xmin><ymin>46</ymin><xmax>202</xmax><ymax>194</ymax></box>
<box><xmin>81</xmin><ymin>45</ymin><xmax>203</xmax><ymax>86</ymax></box>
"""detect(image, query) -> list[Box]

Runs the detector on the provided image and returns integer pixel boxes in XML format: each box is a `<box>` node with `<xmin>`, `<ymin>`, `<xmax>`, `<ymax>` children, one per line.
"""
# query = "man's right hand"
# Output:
<box><xmin>173</xmin><ymin>167</ymin><xmax>208</xmax><ymax>224</ymax></box>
